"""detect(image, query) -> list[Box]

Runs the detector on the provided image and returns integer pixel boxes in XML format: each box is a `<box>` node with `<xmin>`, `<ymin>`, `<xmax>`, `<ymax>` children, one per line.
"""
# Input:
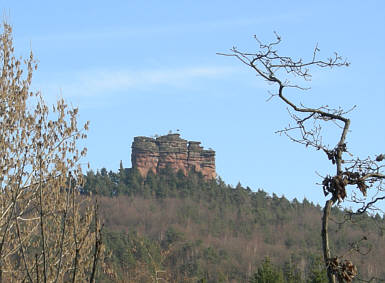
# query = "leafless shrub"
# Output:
<box><xmin>0</xmin><ymin>22</ymin><xmax>103</xmax><ymax>282</ymax></box>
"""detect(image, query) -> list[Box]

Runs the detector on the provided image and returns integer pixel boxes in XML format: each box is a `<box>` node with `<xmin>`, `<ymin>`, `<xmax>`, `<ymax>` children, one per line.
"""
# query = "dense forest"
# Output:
<box><xmin>83</xmin><ymin>164</ymin><xmax>385</xmax><ymax>282</ymax></box>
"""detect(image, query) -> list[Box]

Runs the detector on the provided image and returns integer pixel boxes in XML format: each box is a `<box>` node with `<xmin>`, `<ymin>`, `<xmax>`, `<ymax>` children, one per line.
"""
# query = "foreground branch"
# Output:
<box><xmin>220</xmin><ymin>33</ymin><xmax>384</xmax><ymax>282</ymax></box>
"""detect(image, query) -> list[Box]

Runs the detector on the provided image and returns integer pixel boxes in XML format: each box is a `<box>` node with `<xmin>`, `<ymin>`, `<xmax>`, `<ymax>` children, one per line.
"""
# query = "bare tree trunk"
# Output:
<box><xmin>322</xmin><ymin>197</ymin><xmax>337</xmax><ymax>283</ymax></box>
<box><xmin>221</xmin><ymin>32</ymin><xmax>384</xmax><ymax>283</ymax></box>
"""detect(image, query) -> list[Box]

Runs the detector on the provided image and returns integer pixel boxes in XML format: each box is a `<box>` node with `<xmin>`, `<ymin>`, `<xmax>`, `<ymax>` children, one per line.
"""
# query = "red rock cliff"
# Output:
<box><xmin>131</xmin><ymin>134</ymin><xmax>216</xmax><ymax>179</ymax></box>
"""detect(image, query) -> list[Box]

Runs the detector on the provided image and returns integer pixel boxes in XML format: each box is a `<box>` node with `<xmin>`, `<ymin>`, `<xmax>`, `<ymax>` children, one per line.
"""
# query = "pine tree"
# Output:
<box><xmin>250</xmin><ymin>257</ymin><xmax>284</xmax><ymax>283</ymax></box>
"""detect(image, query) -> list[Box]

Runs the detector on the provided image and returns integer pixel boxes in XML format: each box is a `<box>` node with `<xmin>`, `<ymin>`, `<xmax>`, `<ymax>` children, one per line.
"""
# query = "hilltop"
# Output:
<box><xmin>83</xmin><ymin>165</ymin><xmax>385</xmax><ymax>282</ymax></box>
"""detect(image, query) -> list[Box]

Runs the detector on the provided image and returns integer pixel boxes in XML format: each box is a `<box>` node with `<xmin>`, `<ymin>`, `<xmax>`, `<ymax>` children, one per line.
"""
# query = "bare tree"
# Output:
<box><xmin>0</xmin><ymin>23</ymin><xmax>103</xmax><ymax>282</ymax></box>
<box><xmin>219</xmin><ymin>33</ymin><xmax>385</xmax><ymax>283</ymax></box>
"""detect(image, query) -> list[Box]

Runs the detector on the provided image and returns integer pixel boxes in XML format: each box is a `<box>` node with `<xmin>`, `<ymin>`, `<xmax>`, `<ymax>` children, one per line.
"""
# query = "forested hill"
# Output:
<box><xmin>83</xmin><ymin>165</ymin><xmax>385</xmax><ymax>282</ymax></box>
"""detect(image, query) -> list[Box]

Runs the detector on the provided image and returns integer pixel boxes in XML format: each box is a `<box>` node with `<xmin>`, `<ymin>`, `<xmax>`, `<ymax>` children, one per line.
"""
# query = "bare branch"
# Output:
<box><xmin>220</xmin><ymin>32</ymin><xmax>383</xmax><ymax>283</ymax></box>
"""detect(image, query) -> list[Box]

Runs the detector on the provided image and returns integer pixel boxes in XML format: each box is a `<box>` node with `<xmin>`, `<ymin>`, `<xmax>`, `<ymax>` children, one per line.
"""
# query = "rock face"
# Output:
<box><xmin>131</xmin><ymin>134</ymin><xmax>216</xmax><ymax>179</ymax></box>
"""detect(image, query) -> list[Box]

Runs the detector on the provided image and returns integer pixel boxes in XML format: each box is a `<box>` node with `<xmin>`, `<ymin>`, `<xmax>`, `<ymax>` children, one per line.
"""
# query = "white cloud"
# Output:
<box><xmin>33</xmin><ymin>66</ymin><xmax>238</xmax><ymax>99</ymax></box>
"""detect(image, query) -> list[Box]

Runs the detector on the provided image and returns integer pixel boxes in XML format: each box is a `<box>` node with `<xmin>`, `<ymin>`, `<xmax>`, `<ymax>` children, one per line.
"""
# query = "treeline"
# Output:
<box><xmin>84</xmin><ymin>164</ymin><xmax>385</xmax><ymax>282</ymax></box>
<box><xmin>100</xmin><ymin>230</ymin><xmax>328</xmax><ymax>282</ymax></box>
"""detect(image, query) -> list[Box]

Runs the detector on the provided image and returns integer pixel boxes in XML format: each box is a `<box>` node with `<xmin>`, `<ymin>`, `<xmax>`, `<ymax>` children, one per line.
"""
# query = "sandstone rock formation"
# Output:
<box><xmin>131</xmin><ymin>134</ymin><xmax>216</xmax><ymax>179</ymax></box>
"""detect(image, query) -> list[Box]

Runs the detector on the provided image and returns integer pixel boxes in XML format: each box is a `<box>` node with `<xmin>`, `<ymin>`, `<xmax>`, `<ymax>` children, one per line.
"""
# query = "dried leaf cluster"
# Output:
<box><xmin>327</xmin><ymin>258</ymin><xmax>357</xmax><ymax>283</ymax></box>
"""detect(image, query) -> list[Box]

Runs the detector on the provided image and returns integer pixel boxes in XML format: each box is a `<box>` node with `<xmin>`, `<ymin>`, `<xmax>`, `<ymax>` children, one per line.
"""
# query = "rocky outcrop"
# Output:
<box><xmin>130</xmin><ymin>137</ymin><xmax>159</xmax><ymax>177</ymax></box>
<box><xmin>187</xmin><ymin>141</ymin><xmax>215</xmax><ymax>177</ymax></box>
<box><xmin>131</xmin><ymin>134</ymin><xmax>216</xmax><ymax>179</ymax></box>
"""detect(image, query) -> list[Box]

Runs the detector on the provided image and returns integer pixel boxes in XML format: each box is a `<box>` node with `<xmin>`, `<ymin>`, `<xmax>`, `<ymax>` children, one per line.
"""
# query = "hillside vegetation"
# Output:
<box><xmin>83</xmin><ymin>165</ymin><xmax>385</xmax><ymax>282</ymax></box>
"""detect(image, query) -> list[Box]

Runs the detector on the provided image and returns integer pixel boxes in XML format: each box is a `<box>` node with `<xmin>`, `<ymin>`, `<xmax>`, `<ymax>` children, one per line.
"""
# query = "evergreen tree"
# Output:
<box><xmin>308</xmin><ymin>257</ymin><xmax>328</xmax><ymax>283</ymax></box>
<box><xmin>283</xmin><ymin>260</ymin><xmax>302</xmax><ymax>283</ymax></box>
<box><xmin>250</xmin><ymin>257</ymin><xmax>284</xmax><ymax>283</ymax></box>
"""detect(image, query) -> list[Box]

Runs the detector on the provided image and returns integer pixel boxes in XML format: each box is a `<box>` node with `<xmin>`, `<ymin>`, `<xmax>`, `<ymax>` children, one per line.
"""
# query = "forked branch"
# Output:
<box><xmin>220</xmin><ymin>33</ymin><xmax>384</xmax><ymax>283</ymax></box>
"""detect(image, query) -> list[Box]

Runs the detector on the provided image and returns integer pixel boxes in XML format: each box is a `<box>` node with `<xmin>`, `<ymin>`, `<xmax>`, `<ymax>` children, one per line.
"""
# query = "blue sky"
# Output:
<box><xmin>3</xmin><ymin>1</ymin><xmax>385</xmax><ymax>207</ymax></box>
